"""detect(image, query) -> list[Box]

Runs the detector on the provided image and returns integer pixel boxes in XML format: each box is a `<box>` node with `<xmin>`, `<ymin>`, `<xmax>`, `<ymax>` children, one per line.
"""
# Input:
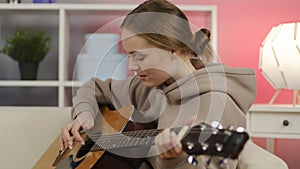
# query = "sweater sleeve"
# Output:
<box><xmin>71</xmin><ymin>77</ymin><xmax>116</xmax><ymax>119</ymax></box>
<box><xmin>71</xmin><ymin>76</ymin><xmax>151</xmax><ymax>120</ymax></box>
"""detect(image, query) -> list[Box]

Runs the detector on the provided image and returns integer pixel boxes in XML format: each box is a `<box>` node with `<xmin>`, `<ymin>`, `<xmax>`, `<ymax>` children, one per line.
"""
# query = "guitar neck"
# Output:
<box><xmin>90</xmin><ymin>128</ymin><xmax>175</xmax><ymax>151</ymax></box>
<box><xmin>88</xmin><ymin>123</ymin><xmax>249</xmax><ymax>160</ymax></box>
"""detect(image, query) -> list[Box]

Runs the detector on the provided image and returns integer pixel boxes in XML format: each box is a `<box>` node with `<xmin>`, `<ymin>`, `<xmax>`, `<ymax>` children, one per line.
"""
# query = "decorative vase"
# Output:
<box><xmin>33</xmin><ymin>0</ymin><xmax>55</xmax><ymax>3</ymax></box>
<box><xmin>18</xmin><ymin>62</ymin><xmax>39</xmax><ymax>80</ymax></box>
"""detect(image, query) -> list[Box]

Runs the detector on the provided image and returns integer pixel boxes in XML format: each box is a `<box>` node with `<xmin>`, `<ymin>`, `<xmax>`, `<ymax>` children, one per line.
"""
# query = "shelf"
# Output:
<box><xmin>0</xmin><ymin>86</ymin><xmax>58</xmax><ymax>106</ymax></box>
<box><xmin>0</xmin><ymin>3</ymin><xmax>137</xmax><ymax>10</ymax></box>
<box><xmin>0</xmin><ymin>3</ymin><xmax>216</xmax><ymax>11</ymax></box>
<box><xmin>0</xmin><ymin>80</ymin><xmax>86</xmax><ymax>87</ymax></box>
<box><xmin>63</xmin><ymin>81</ymin><xmax>84</xmax><ymax>87</ymax></box>
<box><xmin>0</xmin><ymin>3</ymin><xmax>217</xmax><ymax>107</ymax></box>
<box><xmin>0</xmin><ymin>80</ymin><xmax>59</xmax><ymax>87</ymax></box>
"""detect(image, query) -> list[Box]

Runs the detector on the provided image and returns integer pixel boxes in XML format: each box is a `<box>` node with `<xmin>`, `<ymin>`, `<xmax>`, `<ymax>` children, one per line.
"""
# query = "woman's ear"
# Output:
<box><xmin>172</xmin><ymin>50</ymin><xmax>189</xmax><ymax>61</ymax></box>
<box><xmin>172</xmin><ymin>50</ymin><xmax>180</xmax><ymax>57</ymax></box>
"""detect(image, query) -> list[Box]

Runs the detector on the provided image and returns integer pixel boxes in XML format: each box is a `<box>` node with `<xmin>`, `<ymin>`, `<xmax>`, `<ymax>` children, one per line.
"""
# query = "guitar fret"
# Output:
<box><xmin>108</xmin><ymin>140</ymin><xmax>115</xmax><ymax>149</ymax></box>
<box><xmin>123</xmin><ymin>136</ymin><xmax>132</xmax><ymax>147</ymax></box>
<box><xmin>146</xmin><ymin>136</ymin><xmax>155</xmax><ymax>146</ymax></box>
<box><xmin>102</xmin><ymin>137</ymin><xmax>111</xmax><ymax>149</ymax></box>
<box><xmin>142</xmin><ymin>130</ymin><xmax>152</xmax><ymax>145</ymax></box>
<box><xmin>106</xmin><ymin>135</ymin><xmax>121</xmax><ymax>149</ymax></box>
<box><xmin>144</xmin><ymin>135</ymin><xmax>150</xmax><ymax>145</ymax></box>
<box><xmin>132</xmin><ymin>132</ymin><xmax>140</xmax><ymax>146</ymax></box>
<box><xmin>114</xmin><ymin>136</ymin><xmax>123</xmax><ymax>148</ymax></box>
<box><xmin>112</xmin><ymin>136</ymin><xmax>121</xmax><ymax>148</ymax></box>
<box><xmin>117</xmin><ymin>134</ymin><xmax>128</xmax><ymax>148</ymax></box>
<box><xmin>134</xmin><ymin>131</ymin><xmax>141</xmax><ymax>146</ymax></box>
<box><xmin>115</xmin><ymin>136</ymin><xmax>125</xmax><ymax>148</ymax></box>
<box><xmin>138</xmin><ymin>137</ymin><xmax>146</xmax><ymax>146</ymax></box>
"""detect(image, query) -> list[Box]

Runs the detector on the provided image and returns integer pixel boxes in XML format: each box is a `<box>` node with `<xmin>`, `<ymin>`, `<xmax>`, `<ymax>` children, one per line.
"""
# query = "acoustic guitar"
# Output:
<box><xmin>33</xmin><ymin>106</ymin><xmax>249</xmax><ymax>169</ymax></box>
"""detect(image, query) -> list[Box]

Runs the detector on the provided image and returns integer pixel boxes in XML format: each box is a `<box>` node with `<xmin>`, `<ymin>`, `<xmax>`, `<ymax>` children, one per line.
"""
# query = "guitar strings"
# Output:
<box><xmin>72</xmin><ymin>127</ymin><xmax>237</xmax><ymax>152</ymax></box>
<box><xmin>85</xmin><ymin>128</ymin><xmax>231</xmax><ymax>143</ymax></box>
<box><xmin>87</xmin><ymin>127</ymin><xmax>227</xmax><ymax>139</ymax></box>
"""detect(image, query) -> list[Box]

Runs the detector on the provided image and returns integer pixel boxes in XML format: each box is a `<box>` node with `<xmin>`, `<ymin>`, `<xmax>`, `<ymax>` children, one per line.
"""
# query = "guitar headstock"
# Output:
<box><xmin>181</xmin><ymin>122</ymin><xmax>249</xmax><ymax>166</ymax></box>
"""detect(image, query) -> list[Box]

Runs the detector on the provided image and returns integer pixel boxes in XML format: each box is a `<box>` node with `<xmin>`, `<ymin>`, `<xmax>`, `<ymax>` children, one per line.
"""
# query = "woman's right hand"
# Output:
<box><xmin>60</xmin><ymin>111</ymin><xmax>94</xmax><ymax>150</ymax></box>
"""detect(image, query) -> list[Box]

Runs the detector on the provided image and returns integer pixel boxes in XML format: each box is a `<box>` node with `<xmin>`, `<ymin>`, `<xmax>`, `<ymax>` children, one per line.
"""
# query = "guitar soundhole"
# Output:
<box><xmin>76</xmin><ymin>138</ymin><xmax>95</xmax><ymax>158</ymax></box>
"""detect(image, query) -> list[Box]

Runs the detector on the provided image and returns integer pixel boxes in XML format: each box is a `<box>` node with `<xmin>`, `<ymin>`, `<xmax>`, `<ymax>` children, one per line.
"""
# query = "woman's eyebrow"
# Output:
<box><xmin>123</xmin><ymin>49</ymin><xmax>136</xmax><ymax>55</ymax></box>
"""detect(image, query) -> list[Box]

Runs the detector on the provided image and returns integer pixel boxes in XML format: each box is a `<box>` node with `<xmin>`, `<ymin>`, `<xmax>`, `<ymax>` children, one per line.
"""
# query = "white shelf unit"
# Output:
<box><xmin>0</xmin><ymin>3</ymin><xmax>217</xmax><ymax>107</ymax></box>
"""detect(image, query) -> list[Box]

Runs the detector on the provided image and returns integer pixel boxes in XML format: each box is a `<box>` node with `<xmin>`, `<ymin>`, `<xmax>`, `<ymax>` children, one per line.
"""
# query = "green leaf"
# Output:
<box><xmin>1</xmin><ymin>28</ymin><xmax>51</xmax><ymax>63</ymax></box>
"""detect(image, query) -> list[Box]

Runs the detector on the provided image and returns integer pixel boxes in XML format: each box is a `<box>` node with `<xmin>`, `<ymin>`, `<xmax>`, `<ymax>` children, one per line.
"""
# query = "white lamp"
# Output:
<box><xmin>259</xmin><ymin>22</ymin><xmax>300</xmax><ymax>106</ymax></box>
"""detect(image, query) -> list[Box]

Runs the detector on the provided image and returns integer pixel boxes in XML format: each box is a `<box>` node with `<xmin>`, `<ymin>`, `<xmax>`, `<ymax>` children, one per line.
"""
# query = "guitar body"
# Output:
<box><xmin>33</xmin><ymin>105</ymin><xmax>135</xmax><ymax>169</ymax></box>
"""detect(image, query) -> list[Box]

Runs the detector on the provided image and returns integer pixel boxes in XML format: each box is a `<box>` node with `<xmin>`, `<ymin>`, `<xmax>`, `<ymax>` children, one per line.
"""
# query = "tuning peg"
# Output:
<box><xmin>187</xmin><ymin>155</ymin><xmax>198</xmax><ymax>166</ymax></box>
<box><xmin>215</xmin><ymin>143</ymin><xmax>223</xmax><ymax>152</ymax></box>
<box><xmin>218</xmin><ymin>158</ymin><xmax>228</xmax><ymax>168</ymax></box>
<box><xmin>224</xmin><ymin>130</ymin><xmax>232</xmax><ymax>136</ymax></box>
<box><xmin>186</xmin><ymin>142</ymin><xmax>194</xmax><ymax>150</ymax></box>
<box><xmin>211</xmin><ymin>121</ymin><xmax>223</xmax><ymax>129</ymax></box>
<box><xmin>211</xmin><ymin>121</ymin><xmax>221</xmax><ymax>128</ymax></box>
<box><xmin>199</xmin><ymin>123</ymin><xmax>207</xmax><ymax>131</ymax></box>
<box><xmin>201</xmin><ymin>142</ymin><xmax>209</xmax><ymax>151</ymax></box>
<box><xmin>236</xmin><ymin>126</ymin><xmax>245</xmax><ymax>133</ymax></box>
<box><xmin>227</xmin><ymin>125</ymin><xmax>234</xmax><ymax>131</ymax></box>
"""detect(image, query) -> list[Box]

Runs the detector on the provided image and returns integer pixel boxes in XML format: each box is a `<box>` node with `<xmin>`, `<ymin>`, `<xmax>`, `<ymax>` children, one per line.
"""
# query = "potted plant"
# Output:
<box><xmin>1</xmin><ymin>29</ymin><xmax>51</xmax><ymax>80</ymax></box>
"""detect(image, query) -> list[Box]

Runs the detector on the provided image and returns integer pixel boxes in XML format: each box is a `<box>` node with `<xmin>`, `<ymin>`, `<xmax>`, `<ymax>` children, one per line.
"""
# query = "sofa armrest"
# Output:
<box><xmin>237</xmin><ymin>141</ymin><xmax>289</xmax><ymax>169</ymax></box>
<box><xmin>0</xmin><ymin>107</ymin><xmax>71</xmax><ymax>169</ymax></box>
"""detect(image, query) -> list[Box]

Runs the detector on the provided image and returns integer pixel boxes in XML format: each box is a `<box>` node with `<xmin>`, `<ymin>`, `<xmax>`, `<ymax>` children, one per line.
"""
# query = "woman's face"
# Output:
<box><xmin>121</xmin><ymin>29</ymin><xmax>179</xmax><ymax>88</ymax></box>
<box><xmin>122</xmin><ymin>35</ymin><xmax>171</xmax><ymax>87</ymax></box>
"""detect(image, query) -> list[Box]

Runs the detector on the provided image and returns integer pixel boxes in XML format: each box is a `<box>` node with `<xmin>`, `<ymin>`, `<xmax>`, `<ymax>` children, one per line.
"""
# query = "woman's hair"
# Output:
<box><xmin>120</xmin><ymin>0</ymin><xmax>214</xmax><ymax>69</ymax></box>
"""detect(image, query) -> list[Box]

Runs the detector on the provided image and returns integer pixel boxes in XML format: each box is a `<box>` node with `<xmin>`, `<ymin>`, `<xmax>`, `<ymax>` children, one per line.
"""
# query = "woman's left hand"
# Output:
<box><xmin>155</xmin><ymin>128</ymin><xmax>183</xmax><ymax>159</ymax></box>
<box><xmin>155</xmin><ymin>116</ymin><xmax>196</xmax><ymax>159</ymax></box>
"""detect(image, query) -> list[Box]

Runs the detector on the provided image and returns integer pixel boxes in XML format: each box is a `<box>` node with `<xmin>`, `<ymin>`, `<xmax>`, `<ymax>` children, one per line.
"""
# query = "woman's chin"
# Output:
<box><xmin>141</xmin><ymin>81</ymin><xmax>157</xmax><ymax>88</ymax></box>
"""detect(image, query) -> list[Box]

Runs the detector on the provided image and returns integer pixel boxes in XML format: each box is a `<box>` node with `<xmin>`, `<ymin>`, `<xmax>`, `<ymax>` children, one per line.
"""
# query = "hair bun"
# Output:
<box><xmin>200</xmin><ymin>28</ymin><xmax>211</xmax><ymax>40</ymax></box>
<box><xmin>191</xmin><ymin>28</ymin><xmax>211</xmax><ymax>50</ymax></box>
<box><xmin>190</xmin><ymin>28</ymin><xmax>214</xmax><ymax>63</ymax></box>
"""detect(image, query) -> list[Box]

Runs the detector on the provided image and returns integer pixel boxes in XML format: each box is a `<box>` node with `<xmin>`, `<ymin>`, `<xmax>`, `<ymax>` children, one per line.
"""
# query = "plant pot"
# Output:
<box><xmin>18</xmin><ymin>62</ymin><xmax>39</xmax><ymax>80</ymax></box>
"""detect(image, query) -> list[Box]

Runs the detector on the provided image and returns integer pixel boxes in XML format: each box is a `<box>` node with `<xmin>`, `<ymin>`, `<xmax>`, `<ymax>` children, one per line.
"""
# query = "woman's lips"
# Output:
<box><xmin>139</xmin><ymin>74</ymin><xmax>147</xmax><ymax>80</ymax></box>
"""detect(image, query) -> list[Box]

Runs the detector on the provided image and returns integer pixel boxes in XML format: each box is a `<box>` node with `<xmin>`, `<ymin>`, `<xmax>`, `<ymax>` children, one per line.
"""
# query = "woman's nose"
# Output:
<box><xmin>128</xmin><ymin>58</ymin><xmax>139</xmax><ymax>71</ymax></box>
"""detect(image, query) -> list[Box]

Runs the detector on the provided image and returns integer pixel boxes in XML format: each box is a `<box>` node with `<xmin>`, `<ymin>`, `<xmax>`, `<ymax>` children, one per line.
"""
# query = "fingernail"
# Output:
<box><xmin>68</xmin><ymin>141</ymin><xmax>73</xmax><ymax>149</ymax></box>
<box><xmin>81</xmin><ymin>141</ymin><xmax>85</xmax><ymax>145</ymax></box>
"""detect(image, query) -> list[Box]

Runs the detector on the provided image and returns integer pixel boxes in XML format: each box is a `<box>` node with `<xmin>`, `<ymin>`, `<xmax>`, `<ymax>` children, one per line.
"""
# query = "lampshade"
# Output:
<box><xmin>259</xmin><ymin>22</ymin><xmax>300</xmax><ymax>90</ymax></box>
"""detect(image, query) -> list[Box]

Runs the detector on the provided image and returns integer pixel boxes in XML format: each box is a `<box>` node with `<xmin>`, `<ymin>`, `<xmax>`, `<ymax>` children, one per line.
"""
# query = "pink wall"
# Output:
<box><xmin>173</xmin><ymin>0</ymin><xmax>300</xmax><ymax>168</ymax></box>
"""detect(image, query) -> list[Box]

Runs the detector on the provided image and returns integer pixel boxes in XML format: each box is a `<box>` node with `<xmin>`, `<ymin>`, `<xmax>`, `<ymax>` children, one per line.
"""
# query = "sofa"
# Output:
<box><xmin>0</xmin><ymin>107</ymin><xmax>289</xmax><ymax>169</ymax></box>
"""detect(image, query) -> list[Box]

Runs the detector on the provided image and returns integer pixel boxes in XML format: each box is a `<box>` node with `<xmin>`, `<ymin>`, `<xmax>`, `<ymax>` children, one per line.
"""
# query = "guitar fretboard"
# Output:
<box><xmin>90</xmin><ymin>128</ymin><xmax>171</xmax><ymax>151</ymax></box>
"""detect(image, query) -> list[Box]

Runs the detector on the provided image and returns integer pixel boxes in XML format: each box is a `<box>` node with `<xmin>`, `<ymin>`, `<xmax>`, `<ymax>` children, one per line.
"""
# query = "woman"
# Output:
<box><xmin>61</xmin><ymin>0</ymin><xmax>256</xmax><ymax>168</ymax></box>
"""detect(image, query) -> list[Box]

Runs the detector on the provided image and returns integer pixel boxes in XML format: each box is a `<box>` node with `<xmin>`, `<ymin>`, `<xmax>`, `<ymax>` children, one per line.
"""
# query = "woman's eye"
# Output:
<box><xmin>134</xmin><ymin>54</ymin><xmax>146</xmax><ymax>61</ymax></box>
